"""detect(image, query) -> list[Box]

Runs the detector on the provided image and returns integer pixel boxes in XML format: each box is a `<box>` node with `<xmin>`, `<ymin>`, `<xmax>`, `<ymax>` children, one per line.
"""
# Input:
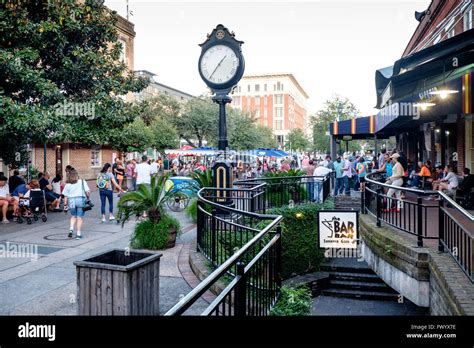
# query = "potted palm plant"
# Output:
<box><xmin>185</xmin><ymin>169</ymin><xmax>213</xmax><ymax>223</ymax></box>
<box><xmin>118</xmin><ymin>174</ymin><xmax>181</xmax><ymax>249</ymax></box>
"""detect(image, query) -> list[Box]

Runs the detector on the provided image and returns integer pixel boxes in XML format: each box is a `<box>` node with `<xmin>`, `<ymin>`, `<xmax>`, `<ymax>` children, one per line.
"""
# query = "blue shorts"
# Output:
<box><xmin>68</xmin><ymin>197</ymin><xmax>86</xmax><ymax>218</ymax></box>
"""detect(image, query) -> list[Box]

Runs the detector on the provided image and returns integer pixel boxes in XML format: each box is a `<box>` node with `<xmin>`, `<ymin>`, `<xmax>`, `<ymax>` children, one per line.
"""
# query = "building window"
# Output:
<box><xmin>255</xmin><ymin>96</ymin><xmax>260</xmax><ymax>106</ymax></box>
<box><xmin>464</xmin><ymin>6</ymin><xmax>473</xmax><ymax>31</ymax></box>
<box><xmin>275</xmin><ymin>94</ymin><xmax>283</xmax><ymax>104</ymax></box>
<box><xmin>255</xmin><ymin>109</ymin><xmax>260</xmax><ymax>118</ymax></box>
<box><xmin>276</xmin><ymin>135</ymin><xmax>284</xmax><ymax>144</ymax></box>
<box><xmin>264</xmin><ymin>84</ymin><xmax>267</xmax><ymax>92</ymax></box>
<box><xmin>274</xmin><ymin>120</ymin><xmax>283</xmax><ymax>130</ymax></box>
<box><xmin>264</xmin><ymin>96</ymin><xmax>268</xmax><ymax>107</ymax></box>
<box><xmin>91</xmin><ymin>145</ymin><xmax>101</xmax><ymax>168</ymax></box>
<box><xmin>274</xmin><ymin>107</ymin><xmax>283</xmax><ymax>118</ymax></box>
<box><xmin>255</xmin><ymin>84</ymin><xmax>260</xmax><ymax>92</ymax></box>
<box><xmin>447</xmin><ymin>27</ymin><xmax>455</xmax><ymax>38</ymax></box>
<box><xmin>233</xmin><ymin>96</ymin><xmax>241</xmax><ymax>106</ymax></box>
<box><xmin>247</xmin><ymin>85</ymin><xmax>250</xmax><ymax>92</ymax></box>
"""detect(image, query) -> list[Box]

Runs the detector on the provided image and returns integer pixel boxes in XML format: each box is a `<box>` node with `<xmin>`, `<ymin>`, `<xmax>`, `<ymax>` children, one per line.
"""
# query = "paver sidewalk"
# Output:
<box><xmin>0</xmin><ymin>191</ymin><xmax>208</xmax><ymax>315</ymax></box>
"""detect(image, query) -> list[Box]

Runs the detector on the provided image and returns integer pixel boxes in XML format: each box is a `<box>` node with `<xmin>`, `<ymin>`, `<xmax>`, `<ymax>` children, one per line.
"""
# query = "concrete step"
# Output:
<box><xmin>329</xmin><ymin>279</ymin><xmax>397</xmax><ymax>293</ymax></box>
<box><xmin>329</xmin><ymin>271</ymin><xmax>384</xmax><ymax>283</ymax></box>
<box><xmin>320</xmin><ymin>288</ymin><xmax>399</xmax><ymax>302</ymax></box>
<box><xmin>320</xmin><ymin>263</ymin><xmax>376</xmax><ymax>275</ymax></box>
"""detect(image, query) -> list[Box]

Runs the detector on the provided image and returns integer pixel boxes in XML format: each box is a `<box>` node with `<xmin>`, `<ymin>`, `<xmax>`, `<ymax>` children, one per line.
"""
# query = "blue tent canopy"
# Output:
<box><xmin>255</xmin><ymin>148</ymin><xmax>286</xmax><ymax>157</ymax></box>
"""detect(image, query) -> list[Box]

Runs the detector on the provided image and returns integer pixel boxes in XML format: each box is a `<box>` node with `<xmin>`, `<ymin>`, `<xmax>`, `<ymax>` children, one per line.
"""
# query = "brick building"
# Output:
<box><xmin>330</xmin><ymin>0</ymin><xmax>473</xmax><ymax>174</ymax></box>
<box><xmin>230</xmin><ymin>73</ymin><xmax>309</xmax><ymax>148</ymax></box>
<box><xmin>30</xmin><ymin>13</ymin><xmax>137</xmax><ymax>180</ymax></box>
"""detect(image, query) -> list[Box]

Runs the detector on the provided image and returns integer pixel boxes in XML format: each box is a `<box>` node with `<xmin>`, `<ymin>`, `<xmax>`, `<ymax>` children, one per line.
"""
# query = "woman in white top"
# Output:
<box><xmin>385</xmin><ymin>153</ymin><xmax>404</xmax><ymax>212</ymax></box>
<box><xmin>432</xmin><ymin>165</ymin><xmax>459</xmax><ymax>191</ymax></box>
<box><xmin>62</xmin><ymin>170</ymin><xmax>90</xmax><ymax>240</ymax></box>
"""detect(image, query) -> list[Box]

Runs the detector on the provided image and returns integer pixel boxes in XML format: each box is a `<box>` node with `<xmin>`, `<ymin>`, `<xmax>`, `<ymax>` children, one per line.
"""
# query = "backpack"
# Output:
<box><xmin>97</xmin><ymin>173</ymin><xmax>110</xmax><ymax>189</ymax></box>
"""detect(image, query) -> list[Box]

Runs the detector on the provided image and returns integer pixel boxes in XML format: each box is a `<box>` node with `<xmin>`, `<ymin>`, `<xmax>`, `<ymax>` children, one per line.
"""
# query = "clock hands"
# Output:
<box><xmin>209</xmin><ymin>55</ymin><xmax>227</xmax><ymax>80</ymax></box>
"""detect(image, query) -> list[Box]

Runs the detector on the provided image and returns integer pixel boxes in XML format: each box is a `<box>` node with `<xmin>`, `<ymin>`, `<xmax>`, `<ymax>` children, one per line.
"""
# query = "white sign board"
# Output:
<box><xmin>318</xmin><ymin>211</ymin><xmax>358</xmax><ymax>249</ymax></box>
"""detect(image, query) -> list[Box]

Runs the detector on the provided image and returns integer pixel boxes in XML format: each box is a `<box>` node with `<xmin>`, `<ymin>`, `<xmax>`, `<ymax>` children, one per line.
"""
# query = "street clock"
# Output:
<box><xmin>198</xmin><ymin>24</ymin><xmax>245</xmax><ymax>95</ymax></box>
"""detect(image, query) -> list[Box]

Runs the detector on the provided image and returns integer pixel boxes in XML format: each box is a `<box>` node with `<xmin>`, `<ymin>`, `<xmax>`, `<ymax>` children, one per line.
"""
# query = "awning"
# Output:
<box><xmin>329</xmin><ymin>116</ymin><xmax>379</xmax><ymax>139</ymax></box>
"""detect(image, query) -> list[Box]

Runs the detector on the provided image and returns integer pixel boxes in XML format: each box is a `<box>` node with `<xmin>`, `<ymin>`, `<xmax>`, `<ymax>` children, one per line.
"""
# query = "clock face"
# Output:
<box><xmin>199</xmin><ymin>45</ymin><xmax>240</xmax><ymax>85</ymax></box>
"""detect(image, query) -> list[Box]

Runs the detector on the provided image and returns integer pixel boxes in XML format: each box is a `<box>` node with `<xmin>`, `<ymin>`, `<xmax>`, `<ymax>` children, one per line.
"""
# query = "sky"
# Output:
<box><xmin>104</xmin><ymin>0</ymin><xmax>431</xmax><ymax>116</ymax></box>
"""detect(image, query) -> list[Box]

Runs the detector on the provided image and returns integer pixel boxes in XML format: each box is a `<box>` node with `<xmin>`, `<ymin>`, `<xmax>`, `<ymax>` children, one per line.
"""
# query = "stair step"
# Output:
<box><xmin>321</xmin><ymin>288</ymin><xmax>399</xmax><ymax>301</ymax></box>
<box><xmin>320</xmin><ymin>264</ymin><xmax>376</xmax><ymax>275</ymax></box>
<box><xmin>330</xmin><ymin>271</ymin><xmax>384</xmax><ymax>282</ymax></box>
<box><xmin>329</xmin><ymin>279</ymin><xmax>397</xmax><ymax>292</ymax></box>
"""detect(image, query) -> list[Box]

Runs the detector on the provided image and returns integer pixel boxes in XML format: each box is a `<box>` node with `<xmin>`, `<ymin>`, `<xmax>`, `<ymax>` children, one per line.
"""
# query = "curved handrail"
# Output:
<box><xmin>165</xmin><ymin>214</ymin><xmax>283</xmax><ymax>316</ymax></box>
<box><xmin>235</xmin><ymin>174</ymin><xmax>332</xmax><ymax>184</ymax></box>
<box><xmin>438</xmin><ymin>191</ymin><xmax>474</xmax><ymax>221</ymax></box>
<box><xmin>365</xmin><ymin>172</ymin><xmax>437</xmax><ymax>194</ymax></box>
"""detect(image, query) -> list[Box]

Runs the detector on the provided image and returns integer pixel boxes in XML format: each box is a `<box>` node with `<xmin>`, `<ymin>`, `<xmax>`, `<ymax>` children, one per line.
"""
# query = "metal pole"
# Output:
<box><xmin>376</xmin><ymin>186</ymin><xmax>382</xmax><ymax>227</ymax></box>
<box><xmin>234</xmin><ymin>261</ymin><xmax>247</xmax><ymax>317</ymax></box>
<box><xmin>438</xmin><ymin>199</ymin><xmax>445</xmax><ymax>252</ymax></box>
<box><xmin>417</xmin><ymin>196</ymin><xmax>423</xmax><ymax>247</ymax></box>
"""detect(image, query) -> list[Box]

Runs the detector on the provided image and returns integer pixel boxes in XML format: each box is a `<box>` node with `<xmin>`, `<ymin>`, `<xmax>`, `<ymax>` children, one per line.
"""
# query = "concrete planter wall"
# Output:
<box><xmin>74</xmin><ymin>249</ymin><xmax>162</xmax><ymax>315</ymax></box>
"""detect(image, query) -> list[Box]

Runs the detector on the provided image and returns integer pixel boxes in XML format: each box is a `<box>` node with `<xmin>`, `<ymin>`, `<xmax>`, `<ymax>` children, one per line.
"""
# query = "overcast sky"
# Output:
<box><xmin>105</xmin><ymin>0</ymin><xmax>431</xmax><ymax>116</ymax></box>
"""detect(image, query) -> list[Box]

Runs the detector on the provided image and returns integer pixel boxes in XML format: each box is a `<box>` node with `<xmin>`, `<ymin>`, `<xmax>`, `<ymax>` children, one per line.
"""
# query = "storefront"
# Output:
<box><xmin>331</xmin><ymin>28</ymin><xmax>474</xmax><ymax>173</ymax></box>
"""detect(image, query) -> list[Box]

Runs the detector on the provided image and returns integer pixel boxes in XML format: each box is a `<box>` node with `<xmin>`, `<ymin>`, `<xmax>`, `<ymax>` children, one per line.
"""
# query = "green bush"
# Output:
<box><xmin>185</xmin><ymin>197</ymin><xmax>198</xmax><ymax>223</ymax></box>
<box><xmin>268</xmin><ymin>199</ymin><xmax>334</xmax><ymax>279</ymax></box>
<box><xmin>131</xmin><ymin>213</ymin><xmax>180</xmax><ymax>250</ymax></box>
<box><xmin>270</xmin><ymin>285</ymin><xmax>312</xmax><ymax>316</ymax></box>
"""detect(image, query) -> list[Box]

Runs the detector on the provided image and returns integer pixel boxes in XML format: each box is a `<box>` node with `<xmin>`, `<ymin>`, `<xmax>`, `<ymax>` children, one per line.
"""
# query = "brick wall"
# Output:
<box><xmin>33</xmin><ymin>145</ymin><xmax>57</xmax><ymax>175</ymax></box>
<box><xmin>457</xmin><ymin>116</ymin><xmax>466</xmax><ymax>174</ymax></box>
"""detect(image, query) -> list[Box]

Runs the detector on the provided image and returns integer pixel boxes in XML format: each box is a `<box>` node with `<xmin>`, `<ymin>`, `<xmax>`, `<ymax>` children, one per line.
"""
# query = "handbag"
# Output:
<box><xmin>81</xmin><ymin>179</ymin><xmax>94</xmax><ymax>211</ymax></box>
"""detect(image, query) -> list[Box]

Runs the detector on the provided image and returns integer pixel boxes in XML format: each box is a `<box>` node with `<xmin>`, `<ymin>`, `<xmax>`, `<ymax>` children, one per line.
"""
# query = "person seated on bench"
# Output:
<box><xmin>0</xmin><ymin>175</ymin><xmax>14</xmax><ymax>223</ymax></box>
<box><xmin>39</xmin><ymin>172</ymin><xmax>61</xmax><ymax>211</ymax></box>
<box><xmin>411</xmin><ymin>161</ymin><xmax>431</xmax><ymax>188</ymax></box>
<box><xmin>432</xmin><ymin>165</ymin><xmax>458</xmax><ymax>192</ymax></box>
<box><xmin>457</xmin><ymin>168</ymin><xmax>474</xmax><ymax>197</ymax></box>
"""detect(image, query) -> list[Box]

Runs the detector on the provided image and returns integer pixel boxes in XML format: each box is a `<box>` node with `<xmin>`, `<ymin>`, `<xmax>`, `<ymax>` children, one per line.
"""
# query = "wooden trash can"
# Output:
<box><xmin>74</xmin><ymin>249</ymin><xmax>162</xmax><ymax>315</ymax></box>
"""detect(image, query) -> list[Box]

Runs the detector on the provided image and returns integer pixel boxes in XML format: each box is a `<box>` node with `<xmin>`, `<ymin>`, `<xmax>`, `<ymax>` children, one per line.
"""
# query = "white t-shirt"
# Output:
<box><xmin>52</xmin><ymin>181</ymin><xmax>62</xmax><ymax>195</ymax></box>
<box><xmin>150</xmin><ymin>162</ymin><xmax>158</xmax><ymax>175</ymax></box>
<box><xmin>0</xmin><ymin>184</ymin><xmax>9</xmax><ymax>197</ymax></box>
<box><xmin>62</xmin><ymin>180</ymin><xmax>90</xmax><ymax>198</ymax></box>
<box><xmin>313</xmin><ymin>166</ymin><xmax>332</xmax><ymax>181</ymax></box>
<box><xmin>136</xmin><ymin>162</ymin><xmax>152</xmax><ymax>185</ymax></box>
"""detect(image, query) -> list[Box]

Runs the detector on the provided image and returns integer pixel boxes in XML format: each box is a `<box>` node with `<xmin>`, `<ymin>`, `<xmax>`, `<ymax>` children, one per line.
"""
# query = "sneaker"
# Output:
<box><xmin>75</xmin><ymin>234</ymin><xmax>82</xmax><ymax>240</ymax></box>
<box><xmin>101</xmin><ymin>217</ymin><xmax>106</xmax><ymax>223</ymax></box>
<box><xmin>109</xmin><ymin>215</ymin><xmax>115</xmax><ymax>221</ymax></box>
<box><xmin>68</xmin><ymin>229</ymin><xmax>74</xmax><ymax>238</ymax></box>
<box><xmin>2</xmin><ymin>219</ymin><xmax>9</xmax><ymax>224</ymax></box>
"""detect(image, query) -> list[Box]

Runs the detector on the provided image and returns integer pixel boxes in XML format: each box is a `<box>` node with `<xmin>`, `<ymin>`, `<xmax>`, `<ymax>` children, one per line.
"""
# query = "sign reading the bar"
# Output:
<box><xmin>318</xmin><ymin>211</ymin><xmax>358</xmax><ymax>249</ymax></box>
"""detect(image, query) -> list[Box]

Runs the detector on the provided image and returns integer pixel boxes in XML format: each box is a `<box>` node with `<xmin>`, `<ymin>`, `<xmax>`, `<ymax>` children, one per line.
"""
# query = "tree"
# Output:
<box><xmin>173</xmin><ymin>97</ymin><xmax>218</xmax><ymax>147</ymax></box>
<box><xmin>111</xmin><ymin>118</ymin><xmax>154</xmax><ymax>153</ymax></box>
<box><xmin>149</xmin><ymin>117</ymin><xmax>179</xmax><ymax>154</ymax></box>
<box><xmin>255</xmin><ymin>125</ymin><xmax>278</xmax><ymax>149</ymax></box>
<box><xmin>0</xmin><ymin>0</ymin><xmax>149</xmax><ymax>167</ymax></box>
<box><xmin>286</xmin><ymin>128</ymin><xmax>310</xmax><ymax>151</ymax></box>
<box><xmin>310</xmin><ymin>95</ymin><xmax>360</xmax><ymax>154</ymax></box>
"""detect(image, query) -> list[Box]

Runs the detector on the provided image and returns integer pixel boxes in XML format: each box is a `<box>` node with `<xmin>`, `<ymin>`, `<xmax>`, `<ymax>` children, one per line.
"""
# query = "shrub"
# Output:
<box><xmin>185</xmin><ymin>197</ymin><xmax>198</xmax><ymax>223</ymax></box>
<box><xmin>270</xmin><ymin>285</ymin><xmax>312</xmax><ymax>316</ymax></box>
<box><xmin>131</xmin><ymin>213</ymin><xmax>180</xmax><ymax>250</ymax></box>
<box><xmin>268</xmin><ymin>199</ymin><xmax>334</xmax><ymax>279</ymax></box>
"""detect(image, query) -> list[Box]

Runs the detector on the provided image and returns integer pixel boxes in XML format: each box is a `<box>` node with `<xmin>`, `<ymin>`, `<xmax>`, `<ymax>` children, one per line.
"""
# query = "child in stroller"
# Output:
<box><xmin>14</xmin><ymin>180</ymin><xmax>48</xmax><ymax>224</ymax></box>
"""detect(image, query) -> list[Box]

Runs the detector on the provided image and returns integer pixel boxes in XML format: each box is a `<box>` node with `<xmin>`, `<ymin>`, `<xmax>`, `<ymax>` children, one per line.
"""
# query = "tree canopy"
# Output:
<box><xmin>310</xmin><ymin>95</ymin><xmax>360</xmax><ymax>154</ymax></box>
<box><xmin>286</xmin><ymin>128</ymin><xmax>309</xmax><ymax>151</ymax></box>
<box><xmin>0</xmin><ymin>0</ymin><xmax>149</xmax><ymax>167</ymax></box>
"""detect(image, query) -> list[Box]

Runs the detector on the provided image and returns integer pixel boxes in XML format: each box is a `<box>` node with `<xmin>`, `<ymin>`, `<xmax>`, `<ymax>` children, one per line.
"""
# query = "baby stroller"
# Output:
<box><xmin>17</xmin><ymin>190</ymin><xmax>48</xmax><ymax>224</ymax></box>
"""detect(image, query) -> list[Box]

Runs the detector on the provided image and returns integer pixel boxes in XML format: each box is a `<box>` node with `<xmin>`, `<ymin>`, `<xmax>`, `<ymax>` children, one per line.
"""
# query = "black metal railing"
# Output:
<box><xmin>363</xmin><ymin>172</ymin><xmax>473</xmax><ymax>283</ymax></box>
<box><xmin>364</xmin><ymin>172</ymin><xmax>440</xmax><ymax>247</ymax></box>
<box><xmin>438</xmin><ymin>192</ymin><xmax>474</xmax><ymax>283</ymax></box>
<box><xmin>165</xmin><ymin>190</ymin><xmax>283</xmax><ymax>316</ymax></box>
<box><xmin>165</xmin><ymin>173</ymin><xmax>333</xmax><ymax>316</ymax></box>
<box><xmin>235</xmin><ymin>174</ymin><xmax>332</xmax><ymax>210</ymax></box>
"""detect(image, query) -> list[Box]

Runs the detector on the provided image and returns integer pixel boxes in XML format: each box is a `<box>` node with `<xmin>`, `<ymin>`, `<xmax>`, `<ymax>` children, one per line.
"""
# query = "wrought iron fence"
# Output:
<box><xmin>363</xmin><ymin>172</ymin><xmax>473</xmax><ymax>283</ymax></box>
<box><xmin>166</xmin><ymin>173</ymin><xmax>333</xmax><ymax>316</ymax></box>
<box><xmin>438</xmin><ymin>192</ymin><xmax>474</xmax><ymax>283</ymax></box>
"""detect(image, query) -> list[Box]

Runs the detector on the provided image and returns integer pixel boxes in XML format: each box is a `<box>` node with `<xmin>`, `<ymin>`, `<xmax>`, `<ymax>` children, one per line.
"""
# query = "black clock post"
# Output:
<box><xmin>198</xmin><ymin>24</ymin><xmax>245</xmax><ymax>204</ymax></box>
